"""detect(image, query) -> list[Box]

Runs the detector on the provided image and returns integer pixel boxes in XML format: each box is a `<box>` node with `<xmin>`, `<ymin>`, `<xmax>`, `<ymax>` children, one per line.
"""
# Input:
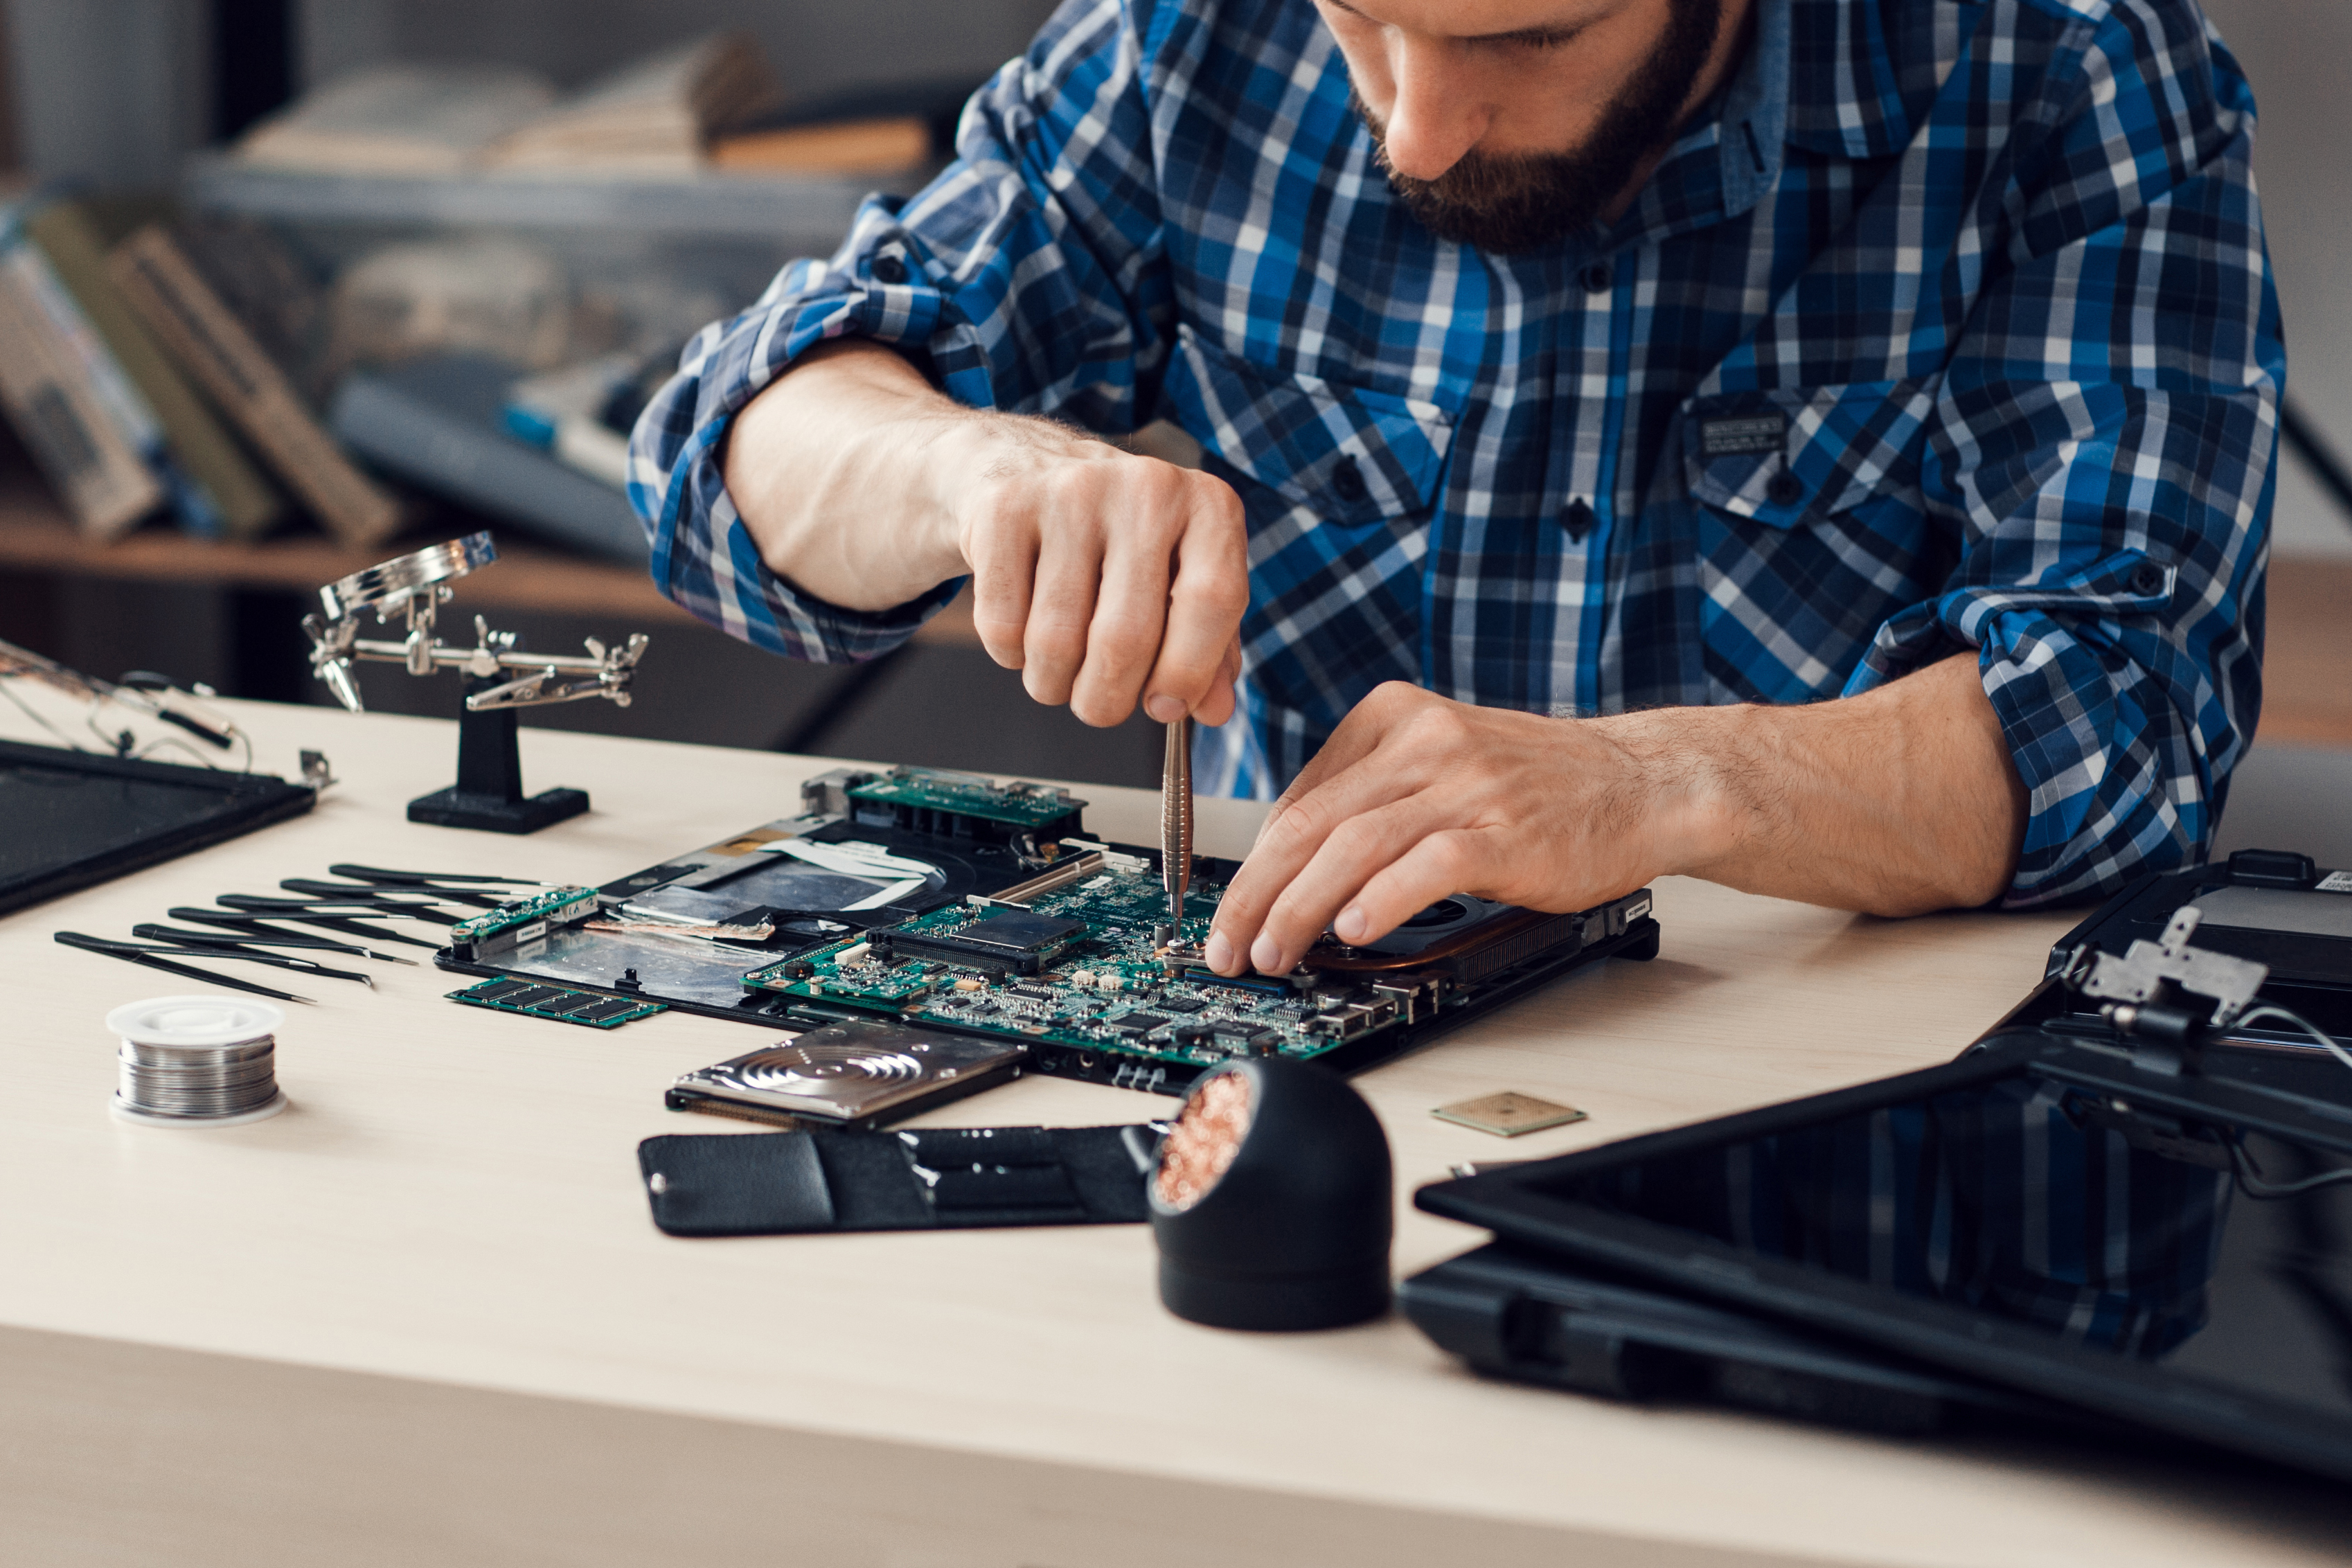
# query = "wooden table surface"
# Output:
<box><xmin>1</xmin><ymin>694</ymin><xmax>2345</xmax><ymax>1568</ymax></box>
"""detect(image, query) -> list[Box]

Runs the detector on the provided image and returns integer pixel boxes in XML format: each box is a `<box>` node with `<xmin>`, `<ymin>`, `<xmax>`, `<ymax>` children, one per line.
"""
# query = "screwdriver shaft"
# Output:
<box><xmin>1162</xmin><ymin>715</ymin><xmax>1193</xmax><ymax>927</ymax></box>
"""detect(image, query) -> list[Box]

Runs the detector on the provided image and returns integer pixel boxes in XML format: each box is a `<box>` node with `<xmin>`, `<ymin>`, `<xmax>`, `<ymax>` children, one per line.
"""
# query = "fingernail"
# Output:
<box><xmin>1251</xmin><ymin>935</ymin><xmax>1285</xmax><ymax>975</ymax></box>
<box><xmin>1143</xmin><ymin>693</ymin><xmax>1185</xmax><ymax>724</ymax></box>
<box><xmin>1335</xmin><ymin>906</ymin><xmax>1368</xmax><ymax>943</ymax></box>
<box><xmin>1204</xmin><ymin>930</ymin><xmax>1233</xmax><ymax>972</ymax></box>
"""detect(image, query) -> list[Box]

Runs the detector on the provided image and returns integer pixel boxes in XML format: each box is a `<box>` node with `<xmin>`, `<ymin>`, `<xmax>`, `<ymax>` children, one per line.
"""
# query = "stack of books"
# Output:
<box><xmin>0</xmin><ymin>195</ymin><xmax>648</xmax><ymax>562</ymax></box>
<box><xmin>226</xmin><ymin>34</ymin><xmax>969</xmax><ymax>183</ymax></box>
<box><xmin>0</xmin><ymin>196</ymin><xmax>400</xmax><ymax>545</ymax></box>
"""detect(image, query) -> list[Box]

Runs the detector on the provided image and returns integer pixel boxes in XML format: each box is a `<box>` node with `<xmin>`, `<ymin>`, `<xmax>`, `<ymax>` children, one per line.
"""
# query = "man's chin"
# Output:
<box><xmin>1389</xmin><ymin>188</ymin><xmax>1603</xmax><ymax>255</ymax></box>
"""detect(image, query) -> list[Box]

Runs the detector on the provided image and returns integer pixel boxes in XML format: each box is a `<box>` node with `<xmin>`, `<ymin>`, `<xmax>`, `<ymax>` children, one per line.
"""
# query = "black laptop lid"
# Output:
<box><xmin>0</xmin><ymin>740</ymin><xmax>314</xmax><ymax>915</ymax></box>
<box><xmin>1419</xmin><ymin>1035</ymin><xmax>2352</xmax><ymax>1481</ymax></box>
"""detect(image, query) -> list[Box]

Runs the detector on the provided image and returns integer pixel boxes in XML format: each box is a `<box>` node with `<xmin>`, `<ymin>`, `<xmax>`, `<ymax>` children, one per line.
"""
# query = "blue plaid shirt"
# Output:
<box><xmin>631</xmin><ymin>0</ymin><xmax>2281</xmax><ymax>907</ymax></box>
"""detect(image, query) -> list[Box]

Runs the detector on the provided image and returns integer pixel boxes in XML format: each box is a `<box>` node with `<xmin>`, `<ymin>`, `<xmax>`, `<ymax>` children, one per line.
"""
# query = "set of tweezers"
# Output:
<box><xmin>55</xmin><ymin>864</ymin><xmax>540</xmax><ymax>1003</ymax></box>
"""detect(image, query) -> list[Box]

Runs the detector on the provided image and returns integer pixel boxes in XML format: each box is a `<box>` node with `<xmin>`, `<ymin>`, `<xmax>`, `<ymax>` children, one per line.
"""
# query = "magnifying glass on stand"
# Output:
<box><xmin>301</xmin><ymin>532</ymin><xmax>650</xmax><ymax>833</ymax></box>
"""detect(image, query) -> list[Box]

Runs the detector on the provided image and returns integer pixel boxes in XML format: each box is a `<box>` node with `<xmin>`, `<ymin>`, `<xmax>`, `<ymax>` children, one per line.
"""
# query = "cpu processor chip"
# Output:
<box><xmin>881</xmin><ymin>908</ymin><xmax>1087</xmax><ymax>976</ymax></box>
<box><xmin>1432</xmin><ymin>1092</ymin><xmax>1588</xmax><ymax>1138</ymax></box>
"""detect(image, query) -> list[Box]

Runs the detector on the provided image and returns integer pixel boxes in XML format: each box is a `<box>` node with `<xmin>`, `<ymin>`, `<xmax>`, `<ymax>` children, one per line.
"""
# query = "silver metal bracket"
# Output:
<box><xmin>2065</xmin><ymin>905</ymin><xmax>2269</xmax><ymax>1028</ymax></box>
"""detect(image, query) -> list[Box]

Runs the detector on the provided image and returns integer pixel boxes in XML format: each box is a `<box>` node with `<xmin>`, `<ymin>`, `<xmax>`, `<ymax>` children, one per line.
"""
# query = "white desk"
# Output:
<box><xmin>3</xmin><ymin>698</ymin><xmax>2345</xmax><ymax>1567</ymax></box>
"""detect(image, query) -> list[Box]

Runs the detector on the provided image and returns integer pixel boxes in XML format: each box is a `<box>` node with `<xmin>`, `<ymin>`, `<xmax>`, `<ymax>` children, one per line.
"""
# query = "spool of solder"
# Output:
<box><xmin>105</xmin><ymin>995</ymin><xmax>287</xmax><ymax>1128</ymax></box>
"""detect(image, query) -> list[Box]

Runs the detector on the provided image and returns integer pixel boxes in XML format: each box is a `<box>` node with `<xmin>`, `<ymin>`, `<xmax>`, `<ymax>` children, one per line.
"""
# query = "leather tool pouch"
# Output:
<box><xmin>637</xmin><ymin>1124</ymin><xmax>1160</xmax><ymax>1237</ymax></box>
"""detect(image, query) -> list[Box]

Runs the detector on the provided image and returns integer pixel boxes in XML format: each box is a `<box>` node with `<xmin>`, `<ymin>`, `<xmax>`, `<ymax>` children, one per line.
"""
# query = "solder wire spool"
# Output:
<box><xmin>105</xmin><ymin>996</ymin><xmax>287</xmax><ymax>1128</ymax></box>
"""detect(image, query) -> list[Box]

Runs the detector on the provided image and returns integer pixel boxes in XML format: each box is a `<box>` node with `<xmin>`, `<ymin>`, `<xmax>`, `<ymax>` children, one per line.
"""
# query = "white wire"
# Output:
<box><xmin>2234</xmin><ymin>1004</ymin><xmax>2352</xmax><ymax>1076</ymax></box>
<box><xmin>0</xmin><ymin>676</ymin><xmax>91</xmax><ymax>752</ymax></box>
<box><xmin>2213</xmin><ymin>1003</ymin><xmax>2352</xmax><ymax>1198</ymax></box>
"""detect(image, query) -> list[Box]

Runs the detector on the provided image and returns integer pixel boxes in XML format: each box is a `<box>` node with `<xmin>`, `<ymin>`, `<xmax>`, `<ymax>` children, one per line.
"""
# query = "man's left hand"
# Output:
<box><xmin>1201</xmin><ymin>683</ymin><xmax>1702</xmax><ymax>977</ymax></box>
<box><xmin>1201</xmin><ymin>654</ymin><xmax>2030</xmax><ymax>977</ymax></box>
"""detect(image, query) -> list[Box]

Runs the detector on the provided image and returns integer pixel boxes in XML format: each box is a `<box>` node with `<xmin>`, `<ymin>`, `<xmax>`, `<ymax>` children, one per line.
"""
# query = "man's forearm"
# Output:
<box><xmin>720</xmin><ymin>337</ymin><xmax>1251</xmax><ymax>725</ymax></box>
<box><xmin>1610</xmin><ymin>652</ymin><xmax>2028</xmax><ymax>916</ymax></box>
<box><xmin>722</xmin><ymin>339</ymin><xmax>989</xmax><ymax>612</ymax></box>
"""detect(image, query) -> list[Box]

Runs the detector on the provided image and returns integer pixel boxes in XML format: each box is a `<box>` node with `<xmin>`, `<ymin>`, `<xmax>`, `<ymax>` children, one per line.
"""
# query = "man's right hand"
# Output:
<box><xmin>725</xmin><ymin>339</ymin><xmax>1247</xmax><ymax>728</ymax></box>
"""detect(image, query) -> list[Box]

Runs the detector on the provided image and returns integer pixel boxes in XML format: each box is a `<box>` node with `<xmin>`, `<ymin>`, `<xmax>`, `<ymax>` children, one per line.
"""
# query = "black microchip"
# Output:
<box><xmin>529</xmin><ymin>992</ymin><xmax>604</xmax><ymax>1017</ymax></box>
<box><xmin>1209</xmin><ymin>1022</ymin><xmax>1259</xmax><ymax>1040</ymax></box>
<box><xmin>573</xmin><ymin>997</ymin><xmax>642</xmax><ymax>1022</ymax></box>
<box><xmin>1157</xmin><ymin>995</ymin><xmax>1207</xmax><ymax>1014</ymax></box>
<box><xmin>497</xmin><ymin>986</ymin><xmax>564</xmax><ymax>1009</ymax></box>
<box><xmin>1110</xmin><ymin>1013</ymin><xmax>1168</xmax><ymax>1034</ymax></box>
<box><xmin>886</xmin><ymin>908</ymin><xmax>1087</xmax><ymax>977</ymax></box>
<box><xmin>954</xmin><ymin>909</ymin><xmax>1085</xmax><ymax>955</ymax></box>
<box><xmin>471</xmin><ymin>977</ymin><xmax>536</xmax><ymax>1001</ymax></box>
<box><xmin>1204</xmin><ymin>974</ymin><xmax>1292</xmax><ymax>999</ymax></box>
<box><xmin>1007</xmin><ymin>985</ymin><xmax>1056</xmax><ymax>1003</ymax></box>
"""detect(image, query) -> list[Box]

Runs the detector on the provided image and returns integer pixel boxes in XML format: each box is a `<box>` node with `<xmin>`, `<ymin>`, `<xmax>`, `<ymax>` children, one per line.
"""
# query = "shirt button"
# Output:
<box><xmin>1561</xmin><ymin>497</ymin><xmax>1596</xmax><ymax>540</ymax></box>
<box><xmin>1765</xmin><ymin>472</ymin><xmax>1806</xmax><ymax>506</ymax></box>
<box><xmin>2131</xmin><ymin>562</ymin><xmax>2168</xmax><ymax>596</ymax></box>
<box><xmin>1330</xmin><ymin>458</ymin><xmax>1369</xmax><ymax>504</ymax></box>
<box><xmin>1579</xmin><ymin>261</ymin><xmax>1613</xmax><ymax>294</ymax></box>
<box><xmin>873</xmin><ymin>255</ymin><xmax>909</xmax><ymax>284</ymax></box>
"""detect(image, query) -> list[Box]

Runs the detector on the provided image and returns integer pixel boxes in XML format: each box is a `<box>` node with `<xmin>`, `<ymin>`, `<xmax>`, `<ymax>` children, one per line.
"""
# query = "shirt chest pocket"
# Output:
<box><xmin>1680</xmin><ymin>379</ymin><xmax>1948</xmax><ymax>704</ymax></box>
<box><xmin>1681</xmin><ymin>379</ymin><xmax>1939</xmax><ymax>528</ymax></box>
<box><xmin>1157</xmin><ymin>324</ymin><xmax>1456</xmax><ymax>524</ymax></box>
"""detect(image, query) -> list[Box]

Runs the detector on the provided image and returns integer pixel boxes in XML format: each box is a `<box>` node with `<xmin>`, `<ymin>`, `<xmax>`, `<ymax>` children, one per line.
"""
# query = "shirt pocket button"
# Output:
<box><xmin>1765</xmin><ymin>471</ymin><xmax>1806</xmax><ymax>507</ymax></box>
<box><xmin>1330</xmin><ymin>458</ymin><xmax>1369</xmax><ymax>504</ymax></box>
<box><xmin>1579</xmin><ymin>261</ymin><xmax>1613</xmax><ymax>294</ymax></box>
<box><xmin>873</xmin><ymin>255</ymin><xmax>909</xmax><ymax>284</ymax></box>
<box><xmin>2131</xmin><ymin>562</ymin><xmax>2168</xmax><ymax>596</ymax></box>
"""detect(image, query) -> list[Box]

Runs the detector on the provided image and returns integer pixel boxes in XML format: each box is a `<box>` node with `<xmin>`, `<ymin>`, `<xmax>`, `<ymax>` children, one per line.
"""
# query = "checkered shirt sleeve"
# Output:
<box><xmin>625</xmin><ymin>0</ymin><xmax>1167</xmax><ymax>663</ymax></box>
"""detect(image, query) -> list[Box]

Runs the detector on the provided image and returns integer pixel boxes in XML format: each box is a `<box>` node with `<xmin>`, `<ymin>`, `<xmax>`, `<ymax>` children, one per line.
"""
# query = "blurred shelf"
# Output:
<box><xmin>0</xmin><ymin>465</ymin><xmax>980</xmax><ymax>643</ymax></box>
<box><xmin>0</xmin><ymin>471</ymin><xmax>690</xmax><ymax>622</ymax></box>
<box><xmin>184</xmin><ymin>152</ymin><xmax>929</xmax><ymax>241</ymax></box>
<box><xmin>2260</xmin><ymin>554</ymin><xmax>2352</xmax><ymax>745</ymax></box>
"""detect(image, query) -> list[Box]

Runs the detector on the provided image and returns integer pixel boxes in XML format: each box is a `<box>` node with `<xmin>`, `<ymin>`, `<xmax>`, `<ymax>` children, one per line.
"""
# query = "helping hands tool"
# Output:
<box><xmin>301</xmin><ymin>533</ymin><xmax>650</xmax><ymax>833</ymax></box>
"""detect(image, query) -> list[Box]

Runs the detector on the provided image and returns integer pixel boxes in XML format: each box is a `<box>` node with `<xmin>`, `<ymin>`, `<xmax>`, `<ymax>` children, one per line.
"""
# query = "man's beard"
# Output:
<box><xmin>1357</xmin><ymin>0</ymin><xmax>1723</xmax><ymax>255</ymax></box>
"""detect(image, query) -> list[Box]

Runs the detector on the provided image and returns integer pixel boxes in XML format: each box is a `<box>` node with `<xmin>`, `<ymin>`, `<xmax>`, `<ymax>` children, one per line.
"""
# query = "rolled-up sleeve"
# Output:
<box><xmin>625</xmin><ymin>0</ymin><xmax>1173</xmax><ymax>661</ymax></box>
<box><xmin>1854</xmin><ymin>4</ymin><xmax>2280</xmax><ymax>906</ymax></box>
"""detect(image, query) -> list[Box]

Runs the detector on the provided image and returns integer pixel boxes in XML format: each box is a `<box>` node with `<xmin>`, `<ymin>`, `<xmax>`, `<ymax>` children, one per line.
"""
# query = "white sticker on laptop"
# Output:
<box><xmin>2317</xmin><ymin>871</ymin><xmax>2352</xmax><ymax>893</ymax></box>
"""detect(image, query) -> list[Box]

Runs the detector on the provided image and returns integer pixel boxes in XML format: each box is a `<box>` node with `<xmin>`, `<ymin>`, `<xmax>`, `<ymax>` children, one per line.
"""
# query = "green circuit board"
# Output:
<box><xmin>447</xmin><ymin>977</ymin><xmax>667</xmax><ymax>1029</ymax></box>
<box><xmin>447</xmin><ymin>889</ymin><xmax>597</xmax><ymax>950</ymax></box>
<box><xmin>846</xmin><ymin>768</ymin><xmax>1084</xmax><ymax>831</ymax></box>
<box><xmin>740</xmin><ymin>863</ymin><xmax>1416</xmax><ymax>1072</ymax></box>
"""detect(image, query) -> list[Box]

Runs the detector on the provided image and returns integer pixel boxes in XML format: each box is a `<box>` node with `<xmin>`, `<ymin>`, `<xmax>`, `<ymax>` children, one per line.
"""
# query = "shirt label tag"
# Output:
<box><xmin>1700</xmin><ymin>413</ymin><xmax>1788</xmax><ymax>456</ymax></box>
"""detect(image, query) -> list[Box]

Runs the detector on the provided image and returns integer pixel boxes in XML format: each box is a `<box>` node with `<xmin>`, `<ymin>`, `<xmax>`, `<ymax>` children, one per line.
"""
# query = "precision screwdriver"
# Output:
<box><xmin>1162</xmin><ymin>714</ymin><xmax>1193</xmax><ymax>929</ymax></box>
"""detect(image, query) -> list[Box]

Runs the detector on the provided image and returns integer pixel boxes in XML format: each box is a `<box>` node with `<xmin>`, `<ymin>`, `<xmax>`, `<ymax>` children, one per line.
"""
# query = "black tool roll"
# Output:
<box><xmin>638</xmin><ymin>1124</ymin><xmax>1160</xmax><ymax>1236</ymax></box>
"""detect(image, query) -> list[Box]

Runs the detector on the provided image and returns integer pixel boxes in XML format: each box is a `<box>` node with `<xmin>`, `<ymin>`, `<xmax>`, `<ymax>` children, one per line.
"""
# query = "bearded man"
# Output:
<box><xmin>632</xmin><ymin>0</ymin><xmax>2279</xmax><ymax>978</ymax></box>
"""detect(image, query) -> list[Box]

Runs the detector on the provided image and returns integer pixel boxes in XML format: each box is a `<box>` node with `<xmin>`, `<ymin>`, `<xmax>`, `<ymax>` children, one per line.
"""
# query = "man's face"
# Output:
<box><xmin>1317</xmin><ymin>0</ymin><xmax>1727</xmax><ymax>253</ymax></box>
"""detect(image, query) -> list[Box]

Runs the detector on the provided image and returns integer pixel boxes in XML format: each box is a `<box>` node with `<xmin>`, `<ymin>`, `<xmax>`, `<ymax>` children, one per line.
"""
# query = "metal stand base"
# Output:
<box><xmin>407</xmin><ymin>784</ymin><xmax>587</xmax><ymax>834</ymax></box>
<box><xmin>406</xmin><ymin>672</ymin><xmax>589</xmax><ymax>835</ymax></box>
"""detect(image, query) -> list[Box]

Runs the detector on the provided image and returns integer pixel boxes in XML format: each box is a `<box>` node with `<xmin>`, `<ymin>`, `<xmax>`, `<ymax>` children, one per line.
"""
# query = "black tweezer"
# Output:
<box><xmin>169</xmin><ymin>905</ymin><xmax>441</xmax><ymax>951</ymax></box>
<box><xmin>58</xmin><ymin>934</ymin><xmax>374</xmax><ymax>988</ymax></box>
<box><xmin>330</xmin><ymin>864</ymin><xmax>541</xmax><ymax>887</ymax></box>
<box><xmin>278</xmin><ymin>876</ymin><xmax>505</xmax><ymax>909</ymax></box>
<box><xmin>217</xmin><ymin>893</ymin><xmax>463</xmax><ymax>927</ymax></box>
<box><xmin>133</xmin><ymin>923</ymin><xmax>420</xmax><ymax>966</ymax></box>
<box><xmin>55</xmin><ymin>932</ymin><xmax>315</xmax><ymax>1004</ymax></box>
